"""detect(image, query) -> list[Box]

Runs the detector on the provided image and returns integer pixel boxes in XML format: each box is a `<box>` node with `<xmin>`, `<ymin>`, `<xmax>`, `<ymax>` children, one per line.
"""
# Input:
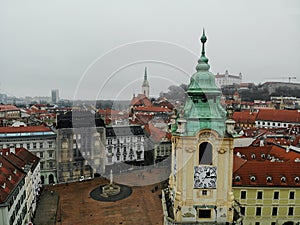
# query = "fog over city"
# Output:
<box><xmin>0</xmin><ymin>0</ymin><xmax>299</xmax><ymax>100</ymax></box>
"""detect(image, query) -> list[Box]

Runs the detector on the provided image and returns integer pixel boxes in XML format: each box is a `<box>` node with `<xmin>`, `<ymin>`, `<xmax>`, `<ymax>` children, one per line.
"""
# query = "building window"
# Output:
<box><xmin>49</xmin><ymin>151</ymin><xmax>53</xmax><ymax>158</ymax></box>
<box><xmin>289</xmin><ymin>191</ymin><xmax>295</xmax><ymax>199</ymax></box>
<box><xmin>240</xmin><ymin>207</ymin><xmax>245</xmax><ymax>215</ymax></box>
<box><xmin>288</xmin><ymin>207</ymin><xmax>294</xmax><ymax>216</ymax></box>
<box><xmin>199</xmin><ymin>142</ymin><xmax>212</xmax><ymax>165</ymax></box>
<box><xmin>271</xmin><ymin>222</ymin><xmax>276</xmax><ymax>225</ymax></box>
<box><xmin>255</xmin><ymin>222</ymin><xmax>260</xmax><ymax>225</ymax></box>
<box><xmin>250</xmin><ymin>176</ymin><xmax>256</xmax><ymax>182</ymax></box>
<box><xmin>202</xmin><ymin>190</ymin><xmax>207</xmax><ymax>196</ymax></box>
<box><xmin>281</xmin><ymin>176</ymin><xmax>286</xmax><ymax>182</ymax></box>
<box><xmin>33</xmin><ymin>143</ymin><xmax>36</xmax><ymax>149</ymax></box>
<box><xmin>49</xmin><ymin>142</ymin><xmax>53</xmax><ymax>148</ymax></box>
<box><xmin>257</xmin><ymin>191</ymin><xmax>263</xmax><ymax>199</ymax></box>
<box><xmin>198</xmin><ymin>209</ymin><xmax>211</xmax><ymax>218</ymax></box>
<box><xmin>266</xmin><ymin>176</ymin><xmax>272</xmax><ymax>183</ymax></box>
<box><xmin>40</xmin><ymin>152</ymin><xmax>43</xmax><ymax>158</ymax></box>
<box><xmin>272</xmin><ymin>207</ymin><xmax>277</xmax><ymax>216</ymax></box>
<box><xmin>241</xmin><ymin>191</ymin><xmax>246</xmax><ymax>199</ymax></box>
<box><xmin>256</xmin><ymin>207</ymin><xmax>261</xmax><ymax>216</ymax></box>
<box><xmin>273</xmin><ymin>191</ymin><xmax>279</xmax><ymax>200</ymax></box>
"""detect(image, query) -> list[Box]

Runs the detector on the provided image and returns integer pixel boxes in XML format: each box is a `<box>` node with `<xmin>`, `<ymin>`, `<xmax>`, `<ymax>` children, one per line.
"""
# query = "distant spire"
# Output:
<box><xmin>196</xmin><ymin>29</ymin><xmax>210</xmax><ymax>71</ymax></box>
<box><xmin>144</xmin><ymin>67</ymin><xmax>148</xmax><ymax>81</ymax></box>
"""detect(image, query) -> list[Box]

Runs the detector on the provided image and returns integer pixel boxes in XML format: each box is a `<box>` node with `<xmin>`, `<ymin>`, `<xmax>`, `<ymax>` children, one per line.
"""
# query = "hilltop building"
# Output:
<box><xmin>215</xmin><ymin>70</ymin><xmax>242</xmax><ymax>88</ymax></box>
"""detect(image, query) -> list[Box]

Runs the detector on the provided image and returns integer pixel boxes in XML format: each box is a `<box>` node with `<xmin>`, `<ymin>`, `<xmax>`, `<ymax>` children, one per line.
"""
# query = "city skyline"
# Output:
<box><xmin>0</xmin><ymin>0</ymin><xmax>299</xmax><ymax>100</ymax></box>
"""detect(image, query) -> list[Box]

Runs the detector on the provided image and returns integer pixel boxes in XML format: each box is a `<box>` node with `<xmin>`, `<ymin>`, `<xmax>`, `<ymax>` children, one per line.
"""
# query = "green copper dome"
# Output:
<box><xmin>173</xmin><ymin>30</ymin><xmax>227</xmax><ymax>137</ymax></box>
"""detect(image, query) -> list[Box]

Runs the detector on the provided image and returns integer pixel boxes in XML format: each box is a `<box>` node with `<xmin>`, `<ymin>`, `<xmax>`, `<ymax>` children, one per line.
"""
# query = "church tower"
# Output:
<box><xmin>168</xmin><ymin>30</ymin><xmax>235</xmax><ymax>224</ymax></box>
<box><xmin>142</xmin><ymin>67</ymin><xmax>150</xmax><ymax>98</ymax></box>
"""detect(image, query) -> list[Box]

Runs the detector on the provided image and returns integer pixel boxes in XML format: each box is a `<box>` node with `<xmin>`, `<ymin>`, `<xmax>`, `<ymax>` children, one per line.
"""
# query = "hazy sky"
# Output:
<box><xmin>0</xmin><ymin>0</ymin><xmax>299</xmax><ymax>100</ymax></box>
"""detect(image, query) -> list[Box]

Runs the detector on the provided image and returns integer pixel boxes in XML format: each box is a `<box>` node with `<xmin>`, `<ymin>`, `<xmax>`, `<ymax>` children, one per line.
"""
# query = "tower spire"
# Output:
<box><xmin>142</xmin><ymin>67</ymin><xmax>150</xmax><ymax>97</ymax></box>
<box><xmin>196</xmin><ymin>29</ymin><xmax>210</xmax><ymax>71</ymax></box>
<box><xmin>144</xmin><ymin>67</ymin><xmax>147</xmax><ymax>81</ymax></box>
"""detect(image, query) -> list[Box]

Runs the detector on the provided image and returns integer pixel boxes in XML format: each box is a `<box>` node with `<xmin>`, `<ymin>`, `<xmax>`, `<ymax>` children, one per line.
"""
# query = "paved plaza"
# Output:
<box><xmin>39</xmin><ymin>167</ymin><xmax>169</xmax><ymax>225</ymax></box>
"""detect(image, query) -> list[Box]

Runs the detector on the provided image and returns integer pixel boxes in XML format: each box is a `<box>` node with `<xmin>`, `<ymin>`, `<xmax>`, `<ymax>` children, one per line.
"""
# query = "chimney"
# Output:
<box><xmin>226</xmin><ymin>119</ymin><xmax>236</xmax><ymax>135</ymax></box>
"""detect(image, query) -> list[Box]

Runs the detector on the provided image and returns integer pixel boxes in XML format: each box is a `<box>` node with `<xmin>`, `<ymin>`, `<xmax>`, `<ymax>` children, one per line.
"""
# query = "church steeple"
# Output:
<box><xmin>142</xmin><ymin>67</ymin><xmax>150</xmax><ymax>98</ymax></box>
<box><xmin>166</xmin><ymin>32</ymin><xmax>235</xmax><ymax>224</ymax></box>
<box><xmin>176</xmin><ymin>30</ymin><xmax>226</xmax><ymax>136</ymax></box>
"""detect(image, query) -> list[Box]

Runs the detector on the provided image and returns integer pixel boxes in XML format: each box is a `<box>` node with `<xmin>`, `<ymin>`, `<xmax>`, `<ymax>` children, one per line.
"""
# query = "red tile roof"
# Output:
<box><xmin>144</xmin><ymin>123</ymin><xmax>168</xmax><ymax>143</ymax></box>
<box><xmin>233</xmin><ymin>110</ymin><xmax>258</xmax><ymax>124</ymax></box>
<box><xmin>0</xmin><ymin>105</ymin><xmax>19</xmax><ymax>112</ymax></box>
<box><xmin>98</xmin><ymin>108</ymin><xmax>121</xmax><ymax>116</ymax></box>
<box><xmin>233</xmin><ymin>155</ymin><xmax>247</xmax><ymax>173</ymax></box>
<box><xmin>15</xmin><ymin>148</ymin><xmax>40</xmax><ymax>171</ymax></box>
<box><xmin>233</xmin><ymin>160</ymin><xmax>300</xmax><ymax>187</ymax></box>
<box><xmin>256</xmin><ymin>109</ymin><xmax>300</xmax><ymax>123</ymax></box>
<box><xmin>0</xmin><ymin>125</ymin><xmax>52</xmax><ymax>134</ymax></box>
<box><xmin>134</xmin><ymin>106</ymin><xmax>172</xmax><ymax>113</ymax></box>
<box><xmin>0</xmin><ymin>155</ymin><xmax>25</xmax><ymax>203</ymax></box>
<box><xmin>131</xmin><ymin>94</ymin><xmax>152</xmax><ymax>107</ymax></box>
<box><xmin>234</xmin><ymin>144</ymin><xmax>300</xmax><ymax>162</ymax></box>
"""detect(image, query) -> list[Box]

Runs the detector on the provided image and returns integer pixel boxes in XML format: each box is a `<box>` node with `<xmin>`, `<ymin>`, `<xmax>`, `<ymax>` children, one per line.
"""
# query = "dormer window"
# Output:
<box><xmin>261</xmin><ymin>154</ymin><xmax>266</xmax><ymax>159</ymax></box>
<box><xmin>251</xmin><ymin>154</ymin><xmax>256</xmax><ymax>159</ymax></box>
<box><xmin>281</xmin><ymin>176</ymin><xmax>286</xmax><ymax>182</ymax></box>
<box><xmin>295</xmin><ymin>176</ymin><xmax>300</xmax><ymax>183</ymax></box>
<box><xmin>266</xmin><ymin>176</ymin><xmax>272</xmax><ymax>183</ymax></box>
<box><xmin>250</xmin><ymin>176</ymin><xmax>256</xmax><ymax>182</ymax></box>
<box><xmin>235</xmin><ymin>176</ymin><xmax>241</xmax><ymax>182</ymax></box>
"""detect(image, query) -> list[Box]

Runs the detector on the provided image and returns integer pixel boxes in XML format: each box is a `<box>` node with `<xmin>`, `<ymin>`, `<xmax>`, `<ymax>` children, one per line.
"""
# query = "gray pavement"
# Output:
<box><xmin>33</xmin><ymin>189</ymin><xmax>59</xmax><ymax>225</ymax></box>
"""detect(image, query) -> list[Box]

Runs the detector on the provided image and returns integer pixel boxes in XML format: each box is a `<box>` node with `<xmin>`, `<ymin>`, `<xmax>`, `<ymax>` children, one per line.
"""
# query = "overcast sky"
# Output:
<box><xmin>0</xmin><ymin>0</ymin><xmax>299</xmax><ymax>100</ymax></box>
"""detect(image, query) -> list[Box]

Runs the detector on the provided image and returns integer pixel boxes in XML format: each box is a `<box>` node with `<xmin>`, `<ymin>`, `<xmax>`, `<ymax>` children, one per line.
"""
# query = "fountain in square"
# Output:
<box><xmin>100</xmin><ymin>169</ymin><xmax>121</xmax><ymax>197</ymax></box>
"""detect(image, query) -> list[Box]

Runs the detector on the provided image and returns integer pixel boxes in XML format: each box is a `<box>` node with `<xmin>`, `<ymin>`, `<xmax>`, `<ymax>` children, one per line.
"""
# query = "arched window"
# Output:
<box><xmin>199</xmin><ymin>142</ymin><xmax>212</xmax><ymax>165</ymax></box>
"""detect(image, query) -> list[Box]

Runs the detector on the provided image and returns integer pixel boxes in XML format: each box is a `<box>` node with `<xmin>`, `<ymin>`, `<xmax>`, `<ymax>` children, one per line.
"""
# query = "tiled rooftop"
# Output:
<box><xmin>0</xmin><ymin>125</ymin><xmax>52</xmax><ymax>134</ymax></box>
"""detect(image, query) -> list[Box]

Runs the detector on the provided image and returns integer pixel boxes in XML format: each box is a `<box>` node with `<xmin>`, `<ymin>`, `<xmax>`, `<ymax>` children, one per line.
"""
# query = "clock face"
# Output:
<box><xmin>194</xmin><ymin>166</ymin><xmax>217</xmax><ymax>189</ymax></box>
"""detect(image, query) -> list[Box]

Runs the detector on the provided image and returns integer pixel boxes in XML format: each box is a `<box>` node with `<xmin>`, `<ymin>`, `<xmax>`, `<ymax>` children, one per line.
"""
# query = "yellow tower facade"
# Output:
<box><xmin>166</xmin><ymin>31</ymin><xmax>235</xmax><ymax>224</ymax></box>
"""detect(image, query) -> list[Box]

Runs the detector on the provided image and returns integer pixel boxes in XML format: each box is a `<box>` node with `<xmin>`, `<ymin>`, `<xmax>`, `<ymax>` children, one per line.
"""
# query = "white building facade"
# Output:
<box><xmin>105</xmin><ymin>125</ymin><xmax>145</xmax><ymax>166</ymax></box>
<box><xmin>215</xmin><ymin>70</ymin><xmax>242</xmax><ymax>88</ymax></box>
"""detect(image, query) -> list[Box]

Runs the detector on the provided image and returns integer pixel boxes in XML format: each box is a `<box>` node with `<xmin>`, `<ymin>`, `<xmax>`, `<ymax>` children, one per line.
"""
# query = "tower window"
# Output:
<box><xmin>199</xmin><ymin>142</ymin><xmax>212</xmax><ymax>165</ymax></box>
<box><xmin>198</xmin><ymin>209</ymin><xmax>211</xmax><ymax>218</ymax></box>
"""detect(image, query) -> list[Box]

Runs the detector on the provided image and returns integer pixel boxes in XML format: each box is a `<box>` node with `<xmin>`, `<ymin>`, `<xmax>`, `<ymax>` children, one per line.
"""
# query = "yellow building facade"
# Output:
<box><xmin>233</xmin><ymin>187</ymin><xmax>300</xmax><ymax>225</ymax></box>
